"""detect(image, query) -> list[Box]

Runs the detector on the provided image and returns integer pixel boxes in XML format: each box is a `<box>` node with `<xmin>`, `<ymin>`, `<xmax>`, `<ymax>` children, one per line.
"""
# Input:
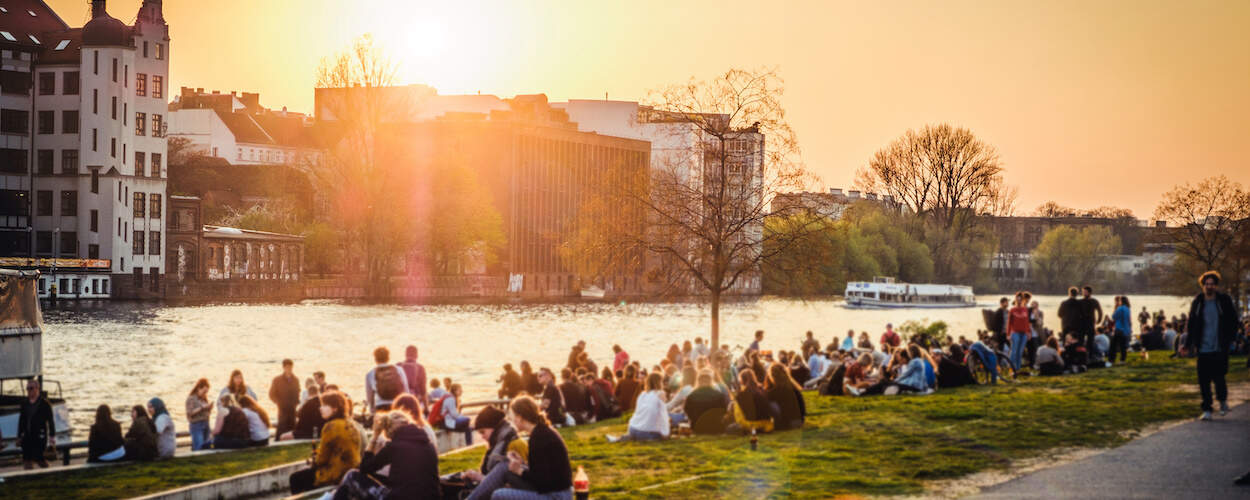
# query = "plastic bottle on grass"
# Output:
<box><xmin>574</xmin><ymin>465</ymin><xmax>590</xmax><ymax>499</ymax></box>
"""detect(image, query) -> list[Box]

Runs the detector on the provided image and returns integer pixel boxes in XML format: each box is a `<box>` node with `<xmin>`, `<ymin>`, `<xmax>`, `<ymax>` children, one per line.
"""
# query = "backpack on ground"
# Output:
<box><xmin>375</xmin><ymin>365</ymin><xmax>404</xmax><ymax>401</ymax></box>
<box><xmin>428</xmin><ymin>394</ymin><xmax>452</xmax><ymax>428</ymax></box>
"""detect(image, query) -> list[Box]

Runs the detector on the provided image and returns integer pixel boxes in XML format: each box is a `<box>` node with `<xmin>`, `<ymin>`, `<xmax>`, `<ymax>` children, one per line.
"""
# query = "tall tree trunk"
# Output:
<box><xmin>710</xmin><ymin>289</ymin><xmax>721</xmax><ymax>352</ymax></box>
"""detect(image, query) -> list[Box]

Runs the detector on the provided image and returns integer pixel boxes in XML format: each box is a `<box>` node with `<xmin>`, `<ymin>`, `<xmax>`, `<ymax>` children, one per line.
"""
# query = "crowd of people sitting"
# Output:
<box><xmin>52</xmin><ymin>280</ymin><xmax>1248</xmax><ymax>497</ymax></box>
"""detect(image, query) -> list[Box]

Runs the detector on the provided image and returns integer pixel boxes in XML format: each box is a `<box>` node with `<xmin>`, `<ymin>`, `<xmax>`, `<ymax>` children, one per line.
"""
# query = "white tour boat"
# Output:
<box><xmin>843</xmin><ymin>277</ymin><xmax>976</xmax><ymax>309</ymax></box>
<box><xmin>1</xmin><ymin>269</ymin><xmax>73</xmax><ymax>457</ymax></box>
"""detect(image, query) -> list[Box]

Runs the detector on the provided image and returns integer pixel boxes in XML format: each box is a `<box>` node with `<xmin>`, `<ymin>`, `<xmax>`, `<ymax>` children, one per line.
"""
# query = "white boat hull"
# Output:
<box><xmin>843</xmin><ymin>298</ymin><xmax>977</xmax><ymax>309</ymax></box>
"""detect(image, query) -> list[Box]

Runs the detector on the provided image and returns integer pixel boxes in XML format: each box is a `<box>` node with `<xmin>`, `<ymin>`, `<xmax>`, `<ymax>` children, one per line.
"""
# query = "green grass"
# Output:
<box><xmin>4</xmin><ymin>354</ymin><xmax>1245</xmax><ymax>499</ymax></box>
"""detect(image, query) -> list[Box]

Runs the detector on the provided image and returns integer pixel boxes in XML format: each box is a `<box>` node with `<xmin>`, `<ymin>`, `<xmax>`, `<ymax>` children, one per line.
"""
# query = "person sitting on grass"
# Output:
<box><xmin>124</xmin><ymin>405</ymin><xmax>158</xmax><ymax>462</ymax></box>
<box><xmin>731</xmin><ymin>370</ymin><xmax>776</xmax><ymax>434</ymax></box>
<box><xmin>684</xmin><ymin>370</ymin><xmax>729</xmax><ymax>433</ymax></box>
<box><xmin>936</xmin><ymin>344</ymin><xmax>976</xmax><ymax>389</ymax></box>
<box><xmin>614</xmin><ymin>364</ymin><xmax>641</xmax><ymax>413</ymax></box>
<box><xmin>584</xmin><ymin>372</ymin><xmax>620</xmax><ymax>421</ymax></box>
<box><xmin>843</xmin><ymin>353</ymin><xmax>877</xmax><ymax>394</ymax></box>
<box><xmin>1061</xmin><ymin>333</ymin><xmax>1089</xmax><ymax>373</ymax></box>
<box><xmin>210</xmin><ymin>394</ymin><xmax>251</xmax><ymax>449</ymax></box>
<box><xmin>666</xmin><ymin>366</ymin><xmax>698</xmax><ymax>424</ymax></box>
<box><xmin>289</xmin><ymin>391</ymin><xmax>363</xmax><ymax>495</ymax></box>
<box><xmin>458</xmin><ymin>405</ymin><xmax>526</xmax><ymax>493</ymax></box>
<box><xmin>331</xmin><ymin>409</ymin><xmax>441</xmax><ymax>500</ymax></box>
<box><xmin>1034</xmin><ymin>336</ymin><xmax>1065</xmax><ymax>376</ymax></box>
<box><xmin>87</xmin><ymin>404</ymin><xmax>126</xmax><ymax>463</ymax></box>
<box><xmin>282</xmin><ymin>384</ymin><xmax>324</xmax><ymax>440</ymax></box>
<box><xmin>608</xmin><ymin>372</ymin><xmax>670</xmax><ymax>442</ymax></box>
<box><xmin>766</xmin><ymin>363</ymin><xmax>806</xmax><ymax>430</ymax></box>
<box><xmin>440</xmin><ymin>383</ymin><xmax>474</xmax><ymax>445</ymax></box>
<box><xmin>466</xmin><ymin>396</ymin><xmax>573</xmax><ymax>500</ymax></box>
<box><xmin>856</xmin><ymin>345</ymin><xmax>928</xmax><ymax>396</ymax></box>
<box><xmin>238</xmin><ymin>395</ymin><xmax>272</xmax><ymax>447</ymax></box>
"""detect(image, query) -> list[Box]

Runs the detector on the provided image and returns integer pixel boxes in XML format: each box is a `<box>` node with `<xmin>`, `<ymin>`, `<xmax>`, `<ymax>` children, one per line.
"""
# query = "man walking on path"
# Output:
<box><xmin>1185</xmin><ymin>271</ymin><xmax>1240</xmax><ymax>421</ymax></box>
<box><xmin>269</xmin><ymin>359</ymin><xmax>301</xmax><ymax>437</ymax></box>
<box><xmin>18</xmin><ymin>379</ymin><xmax>55</xmax><ymax>469</ymax></box>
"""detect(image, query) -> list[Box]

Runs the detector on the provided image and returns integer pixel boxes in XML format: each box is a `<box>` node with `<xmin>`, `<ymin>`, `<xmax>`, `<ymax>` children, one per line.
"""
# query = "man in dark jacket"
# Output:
<box><xmin>1185</xmin><ymin>271</ymin><xmax>1241</xmax><ymax>421</ymax></box>
<box><xmin>1057</xmin><ymin>287</ymin><xmax>1082</xmax><ymax>337</ymax></box>
<box><xmin>497</xmin><ymin>364</ymin><xmax>523</xmax><ymax>399</ymax></box>
<box><xmin>398</xmin><ymin>345</ymin><xmax>428</xmax><ymax>404</ymax></box>
<box><xmin>558</xmin><ymin>368</ymin><xmax>590</xmax><ymax>424</ymax></box>
<box><xmin>1078</xmin><ymin>286</ymin><xmax>1103</xmax><ymax>349</ymax></box>
<box><xmin>333</xmin><ymin>421</ymin><xmax>441</xmax><ymax>500</ymax></box>
<box><xmin>684</xmin><ymin>372</ymin><xmax>729</xmax><ymax>434</ymax></box>
<box><xmin>18</xmin><ymin>379</ymin><xmax>55</xmax><ymax>469</ymax></box>
<box><xmin>269</xmin><ymin>359</ymin><xmax>301</xmax><ymax>436</ymax></box>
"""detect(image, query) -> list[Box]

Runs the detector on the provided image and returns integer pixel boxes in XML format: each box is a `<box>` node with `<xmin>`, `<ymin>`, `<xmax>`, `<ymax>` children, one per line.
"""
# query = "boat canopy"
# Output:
<box><xmin>0</xmin><ymin>269</ymin><xmax>43</xmax><ymax>380</ymax></box>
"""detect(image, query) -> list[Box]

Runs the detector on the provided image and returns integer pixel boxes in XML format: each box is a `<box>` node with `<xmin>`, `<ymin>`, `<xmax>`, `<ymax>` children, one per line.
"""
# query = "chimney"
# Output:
<box><xmin>196</xmin><ymin>87</ymin><xmax>203</xmax><ymax>93</ymax></box>
<box><xmin>91</xmin><ymin>0</ymin><xmax>106</xmax><ymax>18</ymax></box>
<box><xmin>830</xmin><ymin>188</ymin><xmax>843</xmax><ymax>196</ymax></box>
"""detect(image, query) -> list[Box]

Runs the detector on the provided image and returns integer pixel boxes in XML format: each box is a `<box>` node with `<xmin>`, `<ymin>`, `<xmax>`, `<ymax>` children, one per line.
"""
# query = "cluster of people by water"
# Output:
<box><xmin>12</xmin><ymin>270</ymin><xmax>1247</xmax><ymax>494</ymax></box>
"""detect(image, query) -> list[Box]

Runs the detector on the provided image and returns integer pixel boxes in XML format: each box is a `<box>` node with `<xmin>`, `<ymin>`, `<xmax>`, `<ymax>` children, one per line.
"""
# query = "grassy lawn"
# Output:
<box><xmin>3</xmin><ymin>353</ymin><xmax>1245</xmax><ymax>499</ymax></box>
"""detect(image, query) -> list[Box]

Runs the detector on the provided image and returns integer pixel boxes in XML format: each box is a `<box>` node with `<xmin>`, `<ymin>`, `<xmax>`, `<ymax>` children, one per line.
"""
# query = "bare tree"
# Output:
<box><xmin>1154</xmin><ymin>175</ymin><xmax>1250</xmax><ymax>299</ymax></box>
<box><xmin>1035</xmin><ymin>201</ymin><xmax>1076</xmax><ymax>218</ymax></box>
<box><xmin>856</xmin><ymin>124</ymin><xmax>1011</xmax><ymax>282</ymax></box>
<box><xmin>308</xmin><ymin>35</ymin><xmax>415</xmax><ymax>296</ymax></box>
<box><xmin>567</xmin><ymin>69</ymin><xmax>813</xmax><ymax>348</ymax></box>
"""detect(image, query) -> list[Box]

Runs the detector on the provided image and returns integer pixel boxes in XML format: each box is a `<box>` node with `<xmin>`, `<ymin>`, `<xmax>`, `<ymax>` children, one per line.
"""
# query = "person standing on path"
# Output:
<box><xmin>1185</xmin><ymin>271</ymin><xmax>1240</xmax><ymax>421</ymax></box>
<box><xmin>269</xmin><ymin>359</ymin><xmax>301</xmax><ymax>437</ymax></box>
<box><xmin>18</xmin><ymin>379</ymin><xmax>55</xmax><ymax>469</ymax></box>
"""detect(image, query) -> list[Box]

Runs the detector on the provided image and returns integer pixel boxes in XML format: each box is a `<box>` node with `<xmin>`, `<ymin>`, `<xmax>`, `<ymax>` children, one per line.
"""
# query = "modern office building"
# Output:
<box><xmin>0</xmin><ymin>0</ymin><xmax>170</xmax><ymax>299</ymax></box>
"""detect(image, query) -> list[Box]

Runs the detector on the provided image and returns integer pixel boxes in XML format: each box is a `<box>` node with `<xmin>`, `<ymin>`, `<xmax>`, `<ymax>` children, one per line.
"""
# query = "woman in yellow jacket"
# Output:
<box><xmin>289</xmin><ymin>391</ymin><xmax>362</xmax><ymax>494</ymax></box>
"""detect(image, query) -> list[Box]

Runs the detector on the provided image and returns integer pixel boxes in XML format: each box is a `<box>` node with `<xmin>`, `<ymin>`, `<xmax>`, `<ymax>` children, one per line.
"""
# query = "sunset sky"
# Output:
<box><xmin>55</xmin><ymin>0</ymin><xmax>1250</xmax><ymax>218</ymax></box>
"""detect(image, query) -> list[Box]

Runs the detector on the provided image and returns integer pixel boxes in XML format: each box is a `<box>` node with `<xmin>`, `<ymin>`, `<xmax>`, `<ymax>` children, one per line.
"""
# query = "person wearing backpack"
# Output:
<box><xmin>365</xmin><ymin>347</ymin><xmax>409</xmax><ymax>414</ymax></box>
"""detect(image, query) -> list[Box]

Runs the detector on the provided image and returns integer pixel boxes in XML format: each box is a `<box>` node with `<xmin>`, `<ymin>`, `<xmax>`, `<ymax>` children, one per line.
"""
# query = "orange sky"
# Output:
<box><xmin>55</xmin><ymin>0</ymin><xmax>1250</xmax><ymax>218</ymax></box>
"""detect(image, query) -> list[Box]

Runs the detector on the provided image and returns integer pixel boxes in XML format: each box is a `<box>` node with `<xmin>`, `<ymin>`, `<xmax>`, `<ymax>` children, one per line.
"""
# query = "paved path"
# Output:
<box><xmin>973</xmin><ymin>402</ymin><xmax>1250</xmax><ymax>499</ymax></box>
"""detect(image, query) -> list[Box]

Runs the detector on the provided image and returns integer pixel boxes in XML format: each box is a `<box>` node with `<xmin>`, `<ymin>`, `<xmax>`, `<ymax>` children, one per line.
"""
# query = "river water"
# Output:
<box><xmin>32</xmin><ymin>294</ymin><xmax>1192</xmax><ymax>431</ymax></box>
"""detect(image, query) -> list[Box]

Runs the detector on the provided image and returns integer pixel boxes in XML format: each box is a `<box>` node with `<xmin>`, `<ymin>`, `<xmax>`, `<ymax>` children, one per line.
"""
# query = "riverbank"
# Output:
<box><xmin>6</xmin><ymin>352</ymin><xmax>1237</xmax><ymax>499</ymax></box>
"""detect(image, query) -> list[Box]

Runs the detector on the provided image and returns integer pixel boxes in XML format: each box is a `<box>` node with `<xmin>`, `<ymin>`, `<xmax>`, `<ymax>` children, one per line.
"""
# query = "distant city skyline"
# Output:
<box><xmin>51</xmin><ymin>0</ymin><xmax>1250</xmax><ymax>218</ymax></box>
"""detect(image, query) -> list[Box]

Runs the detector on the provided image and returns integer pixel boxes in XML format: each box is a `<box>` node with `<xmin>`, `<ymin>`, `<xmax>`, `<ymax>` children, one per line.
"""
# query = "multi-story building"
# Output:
<box><xmin>0</xmin><ymin>0</ymin><xmax>169</xmax><ymax>299</ymax></box>
<box><xmin>772</xmin><ymin>188</ymin><xmax>903</xmax><ymax>220</ymax></box>
<box><xmin>168</xmin><ymin>87</ymin><xmax>318</xmax><ymax>167</ymax></box>
<box><xmin>553</xmin><ymin>99</ymin><xmax>765</xmax><ymax>295</ymax></box>
<box><xmin>313</xmin><ymin>88</ymin><xmax>651</xmax><ymax>298</ymax></box>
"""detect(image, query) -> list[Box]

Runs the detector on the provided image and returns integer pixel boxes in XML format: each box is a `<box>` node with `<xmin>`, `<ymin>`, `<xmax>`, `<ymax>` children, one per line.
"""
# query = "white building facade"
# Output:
<box><xmin>0</xmin><ymin>0</ymin><xmax>169</xmax><ymax>299</ymax></box>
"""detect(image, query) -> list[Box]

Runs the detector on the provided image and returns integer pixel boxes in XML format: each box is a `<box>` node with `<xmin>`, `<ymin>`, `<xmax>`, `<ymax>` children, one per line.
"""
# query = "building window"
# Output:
<box><xmin>92</xmin><ymin>129</ymin><xmax>97</xmax><ymax>151</ymax></box>
<box><xmin>152</xmin><ymin>76</ymin><xmax>163</xmax><ymax>99</ymax></box>
<box><xmin>63</xmin><ymin>150</ymin><xmax>78</xmax><ymax>175</ymax></box>
<box><xmin>149</xmin><ymin>267</ymin><xmax>159</xmax><ymax>291</ymax></box>
<box><xmin>38</xmin><ymin>72</ymin><xmax>54</xmax><ymax>95</ymax></box>
<box><xmin>92</xmin><ymin>89</ymin><xmax>98</xmax><ymax>114</ymax></box>
<box><xmin>36</xmin><ymin>231</ymin><xmax>52</xmax><ymax>255</ymax></box>
<box><xmin>135</xmin><ymin>112</ymin><xmax>146</xmax><ymax>135</ymax></box>
<box><xmin>93</xmin><ymin>50</ymin><xmax>98</xmax><ymax>74</ymax></box>
<box><xmin>36</xmin><ymin>190</ymin><xmax>51</xmax><ymax>215</ymax></box>
<box><xmin>133</xmin><ymin>267</ymin><xmax>143</xmax><ymax>286</ymax></box>
<box><xmin>133</xmin><ymin>231</ymin><xmax>145</xmax><ymax>255</ymax></box>
<box><xmin>63</xmin><ymin>71</ymin><xmax>79</xmax><ymax>94</ymax></box>
<box><xmin>90</xmin><ymin>209</ymin><xmax>98</xmax><ymax>232</ymax></box>
<box><xmin>36</xmin><ymin>149</ymin><xmax>52</xmax><ymax>174</ymax></box>
<box><xmin>62</xmin><ymin>110</ymin><xmax>78</xmax><ymax>133</ymax></box>
<box><xmin>111</xmin><ymin>96</ymin><xmax>117</xmax><ymax>119</ymax></box>
<box><xmin>134</xmin><ymin>192</ymin><xmax>145</xmax><ymax>218</ymax></box>
<box><xmin>110</xmin><ymin>137</ymin><xmax>116</xmax><ymax>157</ymax></box>
<box><xmin>111</xmin><ymin>57</ymin><xmax>117</xmax><ymax>82</ymax></box>
<box><xmin>151</xmin><ymin>114</ymin><xmax>162</xmax><ymax>136</ymax></box>
<box><xmin>59</xmin><ymin>231</ymin><xmax>77</xmax><ymax>257</ymax></box>
<box><xmin>135</xmin><ymin>73</ymin><xmax>146</xmax><ymax>96</ymax></box>
<box><xmin>88</xmin><ymin>244</ymin><xmax>99</xmax><ymax>259</ymax></box>
<box><xmin>136</xmin><ymin>152</ymin><xmax>146</xmax><ymax>176</ymax></box>
<box><xmin>0</xmin><ymin>148</ymin><xmax>26</xmax><ymax>174</ymax></box>
<box><xmin>156</xmin><ymin>43</ymin><xmax>164</xmax><ymax>60</ymax></box>
<box><xmin>90</xmin><ymin>168</ymin><xmax>98</xmax><ymax>193</ymax></box>
<box><xmin>149</xmin><ymin>231</ymin><xmax>161</xmax><ymax>255</ymax></box>
<box><xmin>150</xmin><ymin>193</ymin><xmax>162</xmax><ymax>218</ymax></box>
<box><xmin>1</xmin><ymin>109</ymin><xmax>29</xmax><ymax>134</ymax></box>
<box><xmin>60</xmin><ymin>190</ymin><xmax>77</xmax><ymax>216</ymax></box>
<box><xmin>37</xmin><ymin>110</ymin><xmax>53</xmax><ymax>134</ymax></box>
<box><xmin>123</xmin><ymin>102</ymin><xmax>127</xmax><ymax>126</ymax></box>
<box><xmin>143</xmin><ymin>41</ymin><xmax>148</xmax><ymax>58</ymax></box>
<box><xmin>0</xmin><ymin>70</ymin><xmax>31</xmax><ymax>94</ymax></box>
<box><xmin>151</xmin><ymin>153</ymin><xmax>162</xmax><ymax>177</ymax></box>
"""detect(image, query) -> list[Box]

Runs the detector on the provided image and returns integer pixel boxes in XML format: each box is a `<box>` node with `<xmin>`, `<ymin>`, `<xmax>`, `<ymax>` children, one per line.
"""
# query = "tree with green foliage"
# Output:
<box><xmin>1029</xmin><ymin>225</ymin><xmax>1122</xmax><ymax>293</ymax></box>
<box><xmin>427</xmin><ymin>160</ymin><xmax>506</xmax><ymax>274</ymax></box>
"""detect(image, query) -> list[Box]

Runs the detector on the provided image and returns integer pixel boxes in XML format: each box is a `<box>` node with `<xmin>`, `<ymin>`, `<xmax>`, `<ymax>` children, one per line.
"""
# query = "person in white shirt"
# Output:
<box><xmin>666</xmin><ymin>367</ymin><xmax>697</xmax><ymax>423</ymax></box>
<box><xmin>610</xmin><ymin>373</ymin><xmax>669</xmax><ymax>442</ymax></box>
<box><xmin>146</xmin><ymin>397</ymin><xmax>176</xmax><ymax>459</ymax></box>
<box><xmin>694</xmin><ymin>337</ymin><xmax>711</xmax><ymax>360</ymax></box>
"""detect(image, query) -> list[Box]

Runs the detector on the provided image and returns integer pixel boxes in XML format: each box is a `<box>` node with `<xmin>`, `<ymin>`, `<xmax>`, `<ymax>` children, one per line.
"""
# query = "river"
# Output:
<box><xmin>31</xmin><ymin>294</ymin><xmax>1192</xmax><ymax>431</ymax></box>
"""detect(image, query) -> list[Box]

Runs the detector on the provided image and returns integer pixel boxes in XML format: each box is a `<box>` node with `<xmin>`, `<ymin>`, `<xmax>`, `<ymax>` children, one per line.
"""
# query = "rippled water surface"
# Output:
<box><xmin>37</xmin><ymin>294</ymin><xmax>1191</xmax><ymax>431</ymax></box>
